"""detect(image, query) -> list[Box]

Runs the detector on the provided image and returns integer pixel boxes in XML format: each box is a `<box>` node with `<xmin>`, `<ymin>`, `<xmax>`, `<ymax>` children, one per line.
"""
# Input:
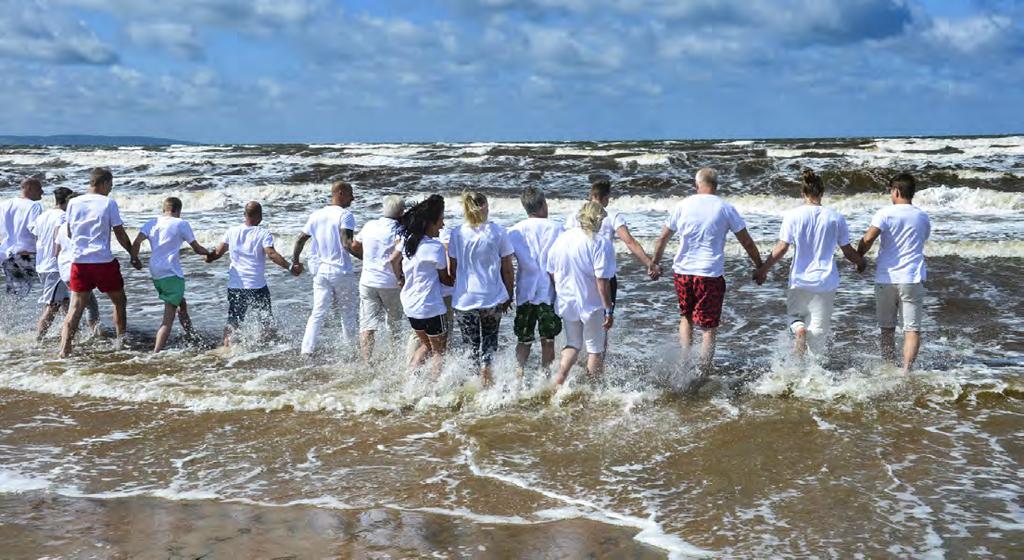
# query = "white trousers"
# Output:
<box><xmin>301</xmin><ymin>271</ymin><xmax>358</xmax><ymax>354</ymax></box>
<box><xmin>786</xmin><ymin>288</ymin><xmax>835</xmax><ymax>356</ymax></box>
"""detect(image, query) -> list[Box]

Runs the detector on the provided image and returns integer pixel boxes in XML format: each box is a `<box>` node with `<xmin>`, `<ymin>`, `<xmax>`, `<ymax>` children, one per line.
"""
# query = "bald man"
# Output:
<box><xmin>651</xmin><ymin>167</ymin><xmax>763</xmax><ymax>375</ymax></box>
<box><xmin>0</xmin><ymin>178</ymin><xmax>44</xmax><ymax>298</ymax></box>
<box><xmin>206</xmin><ymin>201</ymin><xmax>291</xmax><ymax>346</ymax></box>
<box><xmin>290</xmin><ymin>181</ymin><xmax>361</xmax><ymax>356</ymax></box>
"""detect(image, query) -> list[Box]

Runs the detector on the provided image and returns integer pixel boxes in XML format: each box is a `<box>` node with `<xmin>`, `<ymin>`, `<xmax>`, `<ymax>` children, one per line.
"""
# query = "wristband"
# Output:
<box><xmin>604</xmin><ymin>307</ymin><xmax>614</xmax><ymax>317</ymax></box>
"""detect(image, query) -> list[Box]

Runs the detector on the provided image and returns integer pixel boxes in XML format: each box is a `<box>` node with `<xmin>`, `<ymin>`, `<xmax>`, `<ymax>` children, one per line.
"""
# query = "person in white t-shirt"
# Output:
<box><xmin>547</xmin><ymin>201</ymin><xmax>616</xmax><ymax>385</ymax></box>
<box><xmin>0</xmin><ymin>177</ymin><xmax>44</xmax><ymax>298</ymax></box>
<box><xmin>206</xmin><ymin>201</ymin><xmax>292</xmax><ymax>347</ymax></box>
<box><xmin>54</xmin><ymin>198</ymin><xmax>102</xmax><ymax>336</ymax></box>
<box><xmin>509</xmin><ymin>187</ymin><xmax>562</xmax><ymax>375</ymax></box>
<box><xmin>651</xmin><ymin>167</ymin><xmax>764</xmax><ymax>375</ymax></box>
<box><xmin>290</xmin><ymin>181</ymin><xmax>361</xmax><ymax>356</ymax></box>
<box><xmin>754</xmin><ymin>170</ymin><xmax>865</xmax><ymax>358</ymax></box>
<box><xmin>389</xmin><ymin>195</ymin><xmax>453</xmax><ymax>378</ymax></box>
<box><xmin>563</xmin><ymin>177</ymin><xmax>660</xmax><ymax>300</ymax></box>
<box><xmin>30</xmin><ymin>186</ymin><xmax>74</xmax><ymax>340</ymax></box>
<box><xmin>351</xmin><ymin>194</ymin><xmax>405</xmax><ymax>361</ymax></box>
<box><xmin>58</xmin><ymin>168</ymin><xmax>141</xmax><ymax>358</ymax></box>
<box><xmin>131</xmin><ymin>197</ymin><xmax>211</xmax><ymax>353</ymax></box>
<box><xmin>448</xmin><ymin>191</ymin><xmax>515</xmax><ymax>385</ymax></box>
<box><xmin>857</xmin><ymin>173</ymin><xmax>931</xmax><ymax>374</ymax></box>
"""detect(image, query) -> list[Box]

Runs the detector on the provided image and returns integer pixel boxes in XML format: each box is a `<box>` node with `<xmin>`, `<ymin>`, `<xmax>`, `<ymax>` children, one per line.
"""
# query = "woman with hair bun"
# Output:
<box><xmin>546</xmin><ymin>201</ymin><xmax>616</xmax><ymax>385</ymax></box>
<box><xmin>447</xmin><ymin>191</ymin><xmax>515</xmax><ymax>385</ymax></box>
<box><xmin>755</xmin><ymin>169</ymin><xmax>865</xmax><ymax>358</ymax></box>
<box><xmin>390</xmin><ymin>194</ymin><xmax>452</xmax><ymax>377</ymax></box>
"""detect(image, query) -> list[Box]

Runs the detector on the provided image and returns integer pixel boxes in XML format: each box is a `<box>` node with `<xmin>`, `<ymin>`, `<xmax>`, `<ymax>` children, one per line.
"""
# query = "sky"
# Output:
<box><xmin>1</xmin><ymin>0</ymin><xmax>1022</xmax><ymax>143</ymax></box>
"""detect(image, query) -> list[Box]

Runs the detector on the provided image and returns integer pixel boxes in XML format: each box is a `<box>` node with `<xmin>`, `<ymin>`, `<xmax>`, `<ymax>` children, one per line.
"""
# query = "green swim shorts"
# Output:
<box><xmin>153</xmin><ymin>276</ymin><xmax>186</xmax><ymax>306</ymax></box>
<box><xmin>513</xmin><ymin>303</ymin><xmax>562</xmax><ymax>343</ymax></box>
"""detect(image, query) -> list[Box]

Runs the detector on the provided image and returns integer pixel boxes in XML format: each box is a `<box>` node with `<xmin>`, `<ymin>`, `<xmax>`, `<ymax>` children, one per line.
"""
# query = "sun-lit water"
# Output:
<box><xmin>1</xmin><ymin>137</ymin><xmax>1022</xmax><ymax>558</ymax></box>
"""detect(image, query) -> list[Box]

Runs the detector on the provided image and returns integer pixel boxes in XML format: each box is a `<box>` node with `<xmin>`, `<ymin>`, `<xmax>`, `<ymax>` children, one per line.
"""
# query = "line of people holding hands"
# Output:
<box><xmin>0</xmin><ymin>165</ymin><xmax>930</xmax><ymax>383</ymax></box>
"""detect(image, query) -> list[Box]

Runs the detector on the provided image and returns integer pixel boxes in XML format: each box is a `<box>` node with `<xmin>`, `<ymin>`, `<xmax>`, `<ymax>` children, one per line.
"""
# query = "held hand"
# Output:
<box><xmin>647</xmin><ymin>262</ymin><xmax>662</xmax><ymax>280</ymax></box>
<box><xmin>290</xmin><ymin>262</ymin><xmax>303</xmax><ymax>277</ymax></box>
<box><xmin>205</xmin><ymin>253</ymin><xmax>216</xmax><ymax>264</ymax></box>
<box><xmin>856</xmin><ymin>258</ymin><xmax>867</xmax><ymax>274</ymax></box>
<box><xmin>501</xmin><ymin>300</ymin><xmax>513</xmax><ymax>314</ymax></box>
<box><xmin>130</xmin><ymin>256</ymin><xmax>143</xmax><ymax>270</ymax></box>
<box><xmin>753</xmin><ymin>267</ymin><xmax>767</xmax><ymax>286</ymax></box>
<box><xmin>603</xmin><ymin>315</ymin><xmax>614</xmax><ymax>330</ymax></box>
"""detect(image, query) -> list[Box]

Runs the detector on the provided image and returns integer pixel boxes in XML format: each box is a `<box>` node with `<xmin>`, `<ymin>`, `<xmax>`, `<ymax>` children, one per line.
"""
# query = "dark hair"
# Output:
<box><xmin>400</xmin><ymin>194</ymin><xmax>445</xmax><ymax>258</ymax></box>
<box><xmin>801</xmin><ymin>169</ymin><xmax>824</xmax><ymax>199</ymax></box>
<box><xmin>90</xmin><ymin>167</ymin><xmax>113</xmax><ymax>188</ymax></box>
<box><xmin>20</xmin><ymin>178</ymin><xmax>42</xmax><ymax>192</ymax></box>
<box><xmin>520</xmin><ymin>186</ymin><xmax>546</xmax><ymax>216</ymax></box>
<box><xmin>53</xmin><ymin>187</ymin><xmax>74</xmax><ymax>206</ymax></box>
<box><xmin>890</xmin><ymin>173</ymin><xmax>916</xmax><ymax>200</ymax></box>
<box><xmin>244</xmin><ymin>201</ymin><xmax>262</xmax><ymax>220</ymax></box>
<box><xmin>164</xmin><ymin>196</ymin><xmax>183</xmax><ymax>213</ymax></box>
<box><xmin>590</xmin><ymin>177</ymin><xmax>611</xmax><ymax>200</ymax></box>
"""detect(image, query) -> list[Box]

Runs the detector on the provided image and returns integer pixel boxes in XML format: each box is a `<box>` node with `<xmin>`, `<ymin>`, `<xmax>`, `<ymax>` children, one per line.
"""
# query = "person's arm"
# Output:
<box><xmin>841</xmin><ymin>244</ymin><xmax>866</xmax><ymax>273</ymax></box>
<box><xmin>650</xmin><ymin>226</ymin><xmax>674</xmax><ymax>278</ymax></box>
<box><xmin>114</xmin><ymin>225</ymin><xmax>142</xmax><ymax>270</ymax></box>
<box><xmin>189</xmin><ymin>240</ymin><xmax>210</xmax><ymax>257</ymax></box>
<box><xmin>130</xmin><ymin>231</ymin><xmax>147</xmax><ymax>266</ymax></box>
<box><xmin>265</xmin><ymin>246</ymin><xmax>291</xmax><ymax>270</ymax></box>
<box><xmin>291</xmin><ymin>233</ymin><xmax>310</xmax><ymax>276</ymax></box>
<box><xmin>858</xmin><ymin>226</ymin><xmax>881</xmax><ymax>256</ymax></box>
<box><xmin>389</xmin><ymin>247</ymin><xmax>405</xmax><ymax>287</ymax></box>
<box><xmin>616</xmin><ymin>225</ymin><xmax>655</xmax><ymax>269</ymax></box>
<box><xmin>351</xmin><ymin>239</ymin><xmax>364</xmax><ymax>259</ymax></box>
<box><xmin>754</xmin><ymin>240</ymin><xmax>788</xmax><ymax>285</ymax></box>
<box><xmin>596</xmin><ymin>277</ymin><xmax>614</xmax><ymax>330</ymax></box>
<box><xmin>733</xmin><ymin>228</ymin><xmax>763</xmax><ymax>269</ymax></box>
<box><xmin>342</xmin><ymin>228</ymin><xmax>361</xmax><ymax>259</ymax></box>
<box><xmin>500</xmin><ymin>255</ymin><xmax>514</xmax><ymax>312</ymax></box>
<box><xmin>448</xmin><ymin>256</ymin><xmax>458</xmax><ymax>287</ymax></box>
<box><xmin>206</xmin><ymin>242</ymin><xmax>228</xmax><ymax>263</ymax></box>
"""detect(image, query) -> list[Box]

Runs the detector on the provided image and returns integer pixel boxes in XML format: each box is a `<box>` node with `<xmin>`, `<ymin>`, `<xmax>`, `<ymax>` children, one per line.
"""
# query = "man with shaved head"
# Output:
<box><xmin>290</xmin><ymin>180</ymin><xmax>361</xmax><ymax>356</ymax></box>
<box><xmin>0</xmin><ymin>177</ymin><xmax>44</xmax><ymax>298</ymax></box>
<box><xmin>206</xmin><ymin>200</ymin><xmax>292</xmax><ymax>346</ymax></box>
<box><xmin>651</xmin><ymin>167</ymin><xmax>764</xmax><ymax>376</ymax></box>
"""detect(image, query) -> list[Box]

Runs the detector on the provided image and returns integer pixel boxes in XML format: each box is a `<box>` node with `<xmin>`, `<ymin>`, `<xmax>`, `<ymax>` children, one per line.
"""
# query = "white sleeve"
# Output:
<box><xmin>108</xmin><ymin>200</ymin><xmax>124</xmax><ymax>228</ymax></box>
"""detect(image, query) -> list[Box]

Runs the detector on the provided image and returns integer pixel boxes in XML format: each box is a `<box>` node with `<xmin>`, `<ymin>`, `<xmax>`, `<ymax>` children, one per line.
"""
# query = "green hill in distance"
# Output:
<box><xmin>0</xmin><ymin>135</ymin><xmax>197</xmax><ymax>146</ymax></box>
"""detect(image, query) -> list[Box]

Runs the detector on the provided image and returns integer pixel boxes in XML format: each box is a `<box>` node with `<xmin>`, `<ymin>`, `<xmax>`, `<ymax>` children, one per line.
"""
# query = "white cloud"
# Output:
<box><xmin>125</xmin><ymin>22</ymin><xmax>203</xmax><ymax>59</ymax></box>
<box><xmin>924</xmin><ymin>14</ymin><xmax>1018</xmax><ymax>54</ymax></box>
<box><xmin>0</xmin><ymin>0</ymin><xmax>117</xmax><ymax>65</ymax></box>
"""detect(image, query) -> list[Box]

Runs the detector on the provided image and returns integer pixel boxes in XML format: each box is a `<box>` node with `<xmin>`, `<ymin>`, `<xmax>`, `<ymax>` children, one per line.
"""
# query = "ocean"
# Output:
<box><xmin>1</xmin><ymin>136</ymin><xmax>1022</xmax><ymax>558</ymax></box>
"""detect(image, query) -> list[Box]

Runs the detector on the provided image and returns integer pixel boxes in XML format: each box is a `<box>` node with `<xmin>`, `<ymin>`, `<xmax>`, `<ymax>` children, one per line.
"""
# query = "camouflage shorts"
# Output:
<box><xmin>513</xmin><ymin>303</ymin><xmax>562</xmax><ymax>343</ymax></box>
<box><xmin>2</xmin><ymin>254</ymin><xmax>38</xmax><ymax>298</ymax></box>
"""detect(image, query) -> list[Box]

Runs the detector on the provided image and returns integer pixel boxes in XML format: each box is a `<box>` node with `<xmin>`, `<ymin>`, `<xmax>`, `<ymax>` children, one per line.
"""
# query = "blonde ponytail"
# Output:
<box><xmin>576</xmin><ymin>201</ymin><xmax>606</xmax><ymax>237</ymax></box>
<box><xmin>461</xmin><ymin>191</ymin><xmax>488</xmax><ymax>226</ymax></box>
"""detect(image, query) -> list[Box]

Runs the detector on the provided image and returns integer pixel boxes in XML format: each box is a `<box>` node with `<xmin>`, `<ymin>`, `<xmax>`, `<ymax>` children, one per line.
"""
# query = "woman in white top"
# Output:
<box><xmin>353</xmin><ymin>195</ymin><xmax>405</xmax><ymax>361</ymax></box>
<box><xmin>390</xmin><ymin>195</ymin><xmax>452</xmax><ymax>378</ymax></box>
<box><xmin>755</xmin><ymin>169</ymin><xmax>864</xmax><ymax>358</ymax></box>
<box><xmin>547</xmin><ymin>201</ymin><xmax>617</xmax><ymax>385</ymax></box>
<box><xmin>447</xmin><ymin>192</ymin><xmax>514</xmax><ymax>385</ymax></box>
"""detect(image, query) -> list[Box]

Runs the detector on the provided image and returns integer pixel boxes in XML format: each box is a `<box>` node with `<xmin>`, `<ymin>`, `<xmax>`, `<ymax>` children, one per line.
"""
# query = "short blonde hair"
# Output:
<box><xmin>576</xmin><ymin>201</ymin><xmax>606</xmax><ymax>237</ymax></box>
<box><xmin>461</xmin><ymin>191</ymin><xmax>488</xmax><ymax>227</ymax></box>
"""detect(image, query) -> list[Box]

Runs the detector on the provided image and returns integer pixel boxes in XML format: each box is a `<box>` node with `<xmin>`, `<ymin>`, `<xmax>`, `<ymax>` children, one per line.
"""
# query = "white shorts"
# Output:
<box><xmin>786</xmin><ymin>288</ymin><xmax>835</xmax><ymax>354</ymax></box>
<box><xmin>38</xmin><ymin>272</ymin><xmax>70</xmax><ymax>306</ymax></box>
<box><xmin>563</xmin><ymin>312</ymin><xmax>607</xmax><ymax>354</ymax></box>
<box><xmin>876</xmin><ymin>283</ymin><xmax>925</xmax><ymax>331</ymax></box>
<box><xmin>359</xmin><ymin>284</ymin><xmax>404</xmax><ymax>333</ymax></box>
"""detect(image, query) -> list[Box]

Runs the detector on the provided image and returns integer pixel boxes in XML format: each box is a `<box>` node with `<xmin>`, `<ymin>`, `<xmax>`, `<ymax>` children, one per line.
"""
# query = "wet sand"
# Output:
<box><xmin>0</xmin><ymin>493</ymin><xmax>665</xmax><ymax>559</ymax></box>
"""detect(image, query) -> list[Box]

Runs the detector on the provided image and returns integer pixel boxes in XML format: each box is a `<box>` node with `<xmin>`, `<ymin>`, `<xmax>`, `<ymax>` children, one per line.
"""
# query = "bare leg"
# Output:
<box><xmin>108</xmin><ymin>289</ymin><xmax>128</xmax><ymax>340</ymax></box>
<box><xmin>360</xmin><ymin>330</ymin><xmax>375</xmax><ymax>362</ymax></box>
<box><xmin>586</xmin><ymin>352</ymin><xmax>605</xmax><ymax>380</ymax></box>
<box><xmin>177</xmin><ymin>299</ymin><xmax>197</xmax><ymax>341</ymax></box>
<box><xmin>678</xmin><ymin>317</ymin><xmax>693</xmax><ymax>363</ymax></box>
<box><xmin>880</xmin><ymin>328</ymin><xmax>896</xmax><ymax>364</ymax></box>
<box><xmin>427</xmin><ymin>334</ymin><xmax>447</xmax><ymax>379</ymax></box>
<box><xmin>554</xmin><ymin>346</ymin><xmax>579</xmax><ymax>385</ymax></box>
<box><xmin>409</xmin><ymin>330</ymin><xmax>432</xmax><ymax>370</ymax></box>
<box><xmin>223</xmin><ymin>325</ymin><xmax>234</xmax><ymax>348</ymax></box>
<box><xmin>480</xmin><ymin>364</ymin><xmax>493</xmax><ymax>387</ymax></box>
<box><xmin>699</xmin><ymin>328</ymin><xmax>717</xmax><ymax>376</ymax></box>
<box><xmin>58</xmin><ymin>292</ymin><xmax>89</xmax><ymax>358</ymax></box>
<box><xmin>515</xmin><ymin>342</ymin><xmax>532</xmax><ymax>376</ymax></box>
<box><xmin>901</xmin><ymin>331</ymin><xmax>921</xmax><ymax>374</ymax></box>
<box><xmin>794</xmin><ymin>325</ymin><xmax>808</xmax><ymax>358</ymax></box>
<box><xmin>540</xmin><ymin>338</ymin><xmax>556</xmax><ymax>370</ymax></box>
<box><xmin>153</xmin><ymin>303</ymin><xmax>178</xmax><ymax>353</ymax></box>
<box><xmin>37</xmin><ymin>304</ymin><xmax>60</xmax><ymax>341</ymax></box>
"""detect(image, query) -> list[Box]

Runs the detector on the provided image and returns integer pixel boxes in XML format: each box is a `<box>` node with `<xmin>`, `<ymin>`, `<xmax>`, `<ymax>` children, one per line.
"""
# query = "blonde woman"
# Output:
<box><xmin>546</xmin><ymin>201</ymin><xmax>616</xmax><ymax>385</ymax></box>
<box><xmin>447</xmin><ymin>192</ymin><xmax>515</xmax><ymax>385</ymax></box>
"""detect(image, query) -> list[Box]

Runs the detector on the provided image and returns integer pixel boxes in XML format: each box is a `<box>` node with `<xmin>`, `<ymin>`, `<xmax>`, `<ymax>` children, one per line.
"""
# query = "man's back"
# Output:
<box><xmin>0</xmin><ymin>198</ymin><xmax>43</xmax><ymax>257</ymax></box>
<box><xmin>666</xmin><ymin>194</ymin><xmax>745</xmax><ymax>277</ymax></box>
<box><xmin>509</xmin><ymin>217</ymin><xmax>561</xmax><ymax>305</ymax></box>
<box><xmin>65</xmin><ymin>193</ymin><xmax>121</xmax><ymax>264</ymax></box>
<box><xmin>302</xmin><ymin>205</ymin><xmax>355</xmax><ymax>274</ymax></box>
<box><xmin>31</xmin><ymin>208</ymin><xmax>66</xmax><ymax>273</ymax></box>
<box><xmin>357</xmin><ymin>217</ymin><xmax>401</xmax><ymax>288</ymax></box>
<box><xmin>547</xmin><ymin>228</ymin><xmax>616</xmax><ymax>321</ymax></box>
<box><xmin>225</xmin><ymin>224</ymin><xmax>273</xmax><ymax>289</ymax></box>
<box><xmin>141</xmin><ymin>216</ymin><xmax>195</xmax><ymax>280</ymax></box>
<box><xmin>872</xmin><ymin>205</ymin><xmax>930</xmax><ymax>284</ymax></box>
<box><xmin>781</xmin><ymin>205</ymin><xmax>850</xmax><ymax>292</ymax></box>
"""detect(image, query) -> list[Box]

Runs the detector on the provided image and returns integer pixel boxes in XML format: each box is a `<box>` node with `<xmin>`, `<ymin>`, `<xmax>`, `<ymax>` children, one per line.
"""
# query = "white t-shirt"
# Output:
<box><xmin>356</xmin><ymin>217</ymin><xmax>401</xmax><ymax>288</ymax></box>
<box><xmin>224</xmin><ymin>225</ymin><xmax>274</xmax><ymax>289</ymax></box>
<box><xmin>448</xmin><ymin>221</ymin><xmax>514</xmax><ymax>311</ymax></box>
<box><xmin>509</xmin><ymin>217</ymin><xmax>562</xmax><ymax>305</ymax></box>
<box><xmin>64</xmin><ymin>193</ymin><xmax>124</xmax><ymax>264</ymax></box>
<box><xmin>400</xmin><ymin>237</ymin><xmax>448</xmax><ymax>320</ymax></box>
<box><xmin>56</xmin><ymin>227</ymin><xmax>73</xmax><ymax>284</ymax></box>
<box><xmin>438</xmin><ymin>226</ymin><xmax>454</xmax><ymax>298</ymax></box>
<box><xmin>301</xmin><ymin>205</ymin><xmax>356</xmax><ymax>276</ymax></box>
<box><xmin>564</xmin><ymin>208</ymin><xmax>627</xmax><ymax>243</ymax></box>
<box><xmin>665</xmin><ymin>194</ymin><xmax>746</xmax><ymax>277</ymax></box>
<box><xmin>0</xmin><ymin>197</ymin><xmax>43</xmax><ymax>258</ymax></box>
<box><xmin>871</xmin><ymin>204</ymin><xmax>930</xmax><ymax>284</ymax></box>
<box><xmin>140</xmin><ymin>216</ymin><xmax>196</xmax><ymax>280</ymax></box>
<box><xmin>779</xmin><ymin>205</ymin><xmax>851</xmax><ymax>293</ymax></box>
<box><xmin>30</xmin><ymin>208</ymin><xmax>65</xmax><ymax>273</ymax></box>
<box><xmin>546</xmin><ymin>228</ymin><xmax>616</xmax><ymax>322</ymax></box>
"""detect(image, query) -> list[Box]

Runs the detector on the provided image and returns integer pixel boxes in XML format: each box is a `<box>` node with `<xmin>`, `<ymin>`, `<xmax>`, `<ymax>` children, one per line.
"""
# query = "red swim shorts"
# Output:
<box><xmin>69</xmin><ymin>260</ymin><xmax>124</xmax><ymax>293</ymax></box>
<box><xmin>673</xmin><ymin>273</ymin><xmax>726</xmax><ymax>329</ymax></box>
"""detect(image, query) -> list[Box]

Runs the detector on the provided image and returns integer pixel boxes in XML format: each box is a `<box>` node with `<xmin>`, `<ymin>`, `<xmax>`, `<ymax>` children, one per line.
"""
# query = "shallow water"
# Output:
<box><xmin>1</xmin><ymin>137</ymin><xmax>1022</xmax><ymax>558</ymax></box>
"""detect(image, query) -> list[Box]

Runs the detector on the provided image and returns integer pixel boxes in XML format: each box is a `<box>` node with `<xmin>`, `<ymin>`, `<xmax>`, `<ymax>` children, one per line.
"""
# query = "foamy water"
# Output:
<box><xmin>1</xmin><ymin>137</ymin><xmax>1022</xmax><ymax>558</ymax></box>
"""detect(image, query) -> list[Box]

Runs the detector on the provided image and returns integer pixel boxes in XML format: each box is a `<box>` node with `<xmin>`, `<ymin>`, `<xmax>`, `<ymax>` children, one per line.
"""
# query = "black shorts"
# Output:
<box><xmin>409</xmin><ymin>315</ymin><xmax>447</xmax><ymax>337</ymax></box>
<box><xmin>610</xmin><ymin>275</ymin><xmax>618</xmax><ymax>304</ymax></box>
<box><xmin>227</xmin><ymin>286</ymin><xmax>274</xmax><ymax>329</ymax></box>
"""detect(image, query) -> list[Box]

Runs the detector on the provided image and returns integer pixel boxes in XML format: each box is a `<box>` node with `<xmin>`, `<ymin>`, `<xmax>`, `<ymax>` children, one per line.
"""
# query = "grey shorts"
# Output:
<box><xmin>358</xmin><ymin>284</ymin><xmax>404</xmax><ymax>333</ymax></box>
<box><xmin>875</xmin><ymin>283</ymin><xmax>925</xmax><ymax>332</ymax></box>
<box><xmin>38</xmin><ymin>272</ymin><xmax>70</xmax><ymax>306</ymax></box>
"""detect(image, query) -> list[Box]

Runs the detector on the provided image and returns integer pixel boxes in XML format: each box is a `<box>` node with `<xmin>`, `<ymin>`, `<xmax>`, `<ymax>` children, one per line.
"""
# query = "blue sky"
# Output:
<box><xmin>1</xmin><ymin>0</ymin><xmax>1021</xmax><ymax>143</ymax></box>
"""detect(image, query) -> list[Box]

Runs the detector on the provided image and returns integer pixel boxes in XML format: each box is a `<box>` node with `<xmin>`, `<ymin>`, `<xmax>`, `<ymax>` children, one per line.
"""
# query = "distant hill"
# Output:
<box><xmin>0</xmin><ymin>135</ymin><xmax>196</xmax><ymax>146</ymax></box>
